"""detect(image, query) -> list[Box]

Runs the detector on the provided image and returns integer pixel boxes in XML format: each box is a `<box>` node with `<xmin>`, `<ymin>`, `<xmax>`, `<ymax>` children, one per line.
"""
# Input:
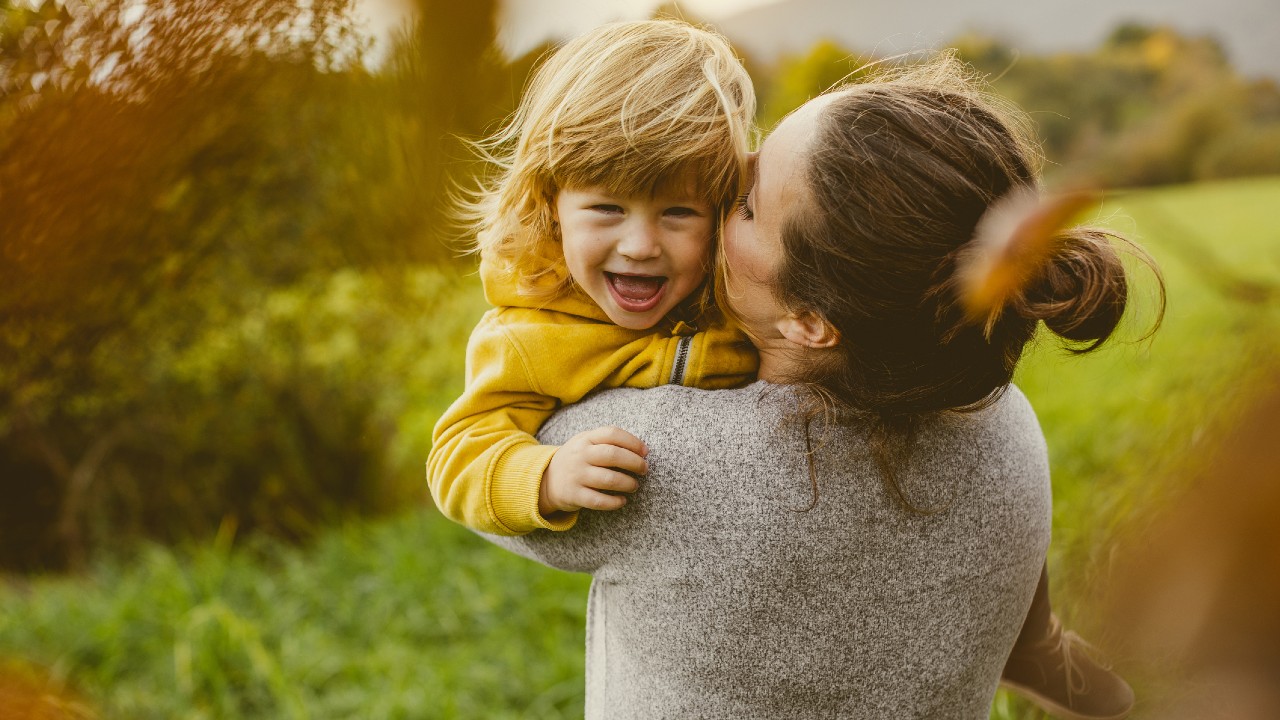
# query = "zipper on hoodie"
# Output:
<box><xmin>668</xmin><ymin>335</ymin><xmax>693</xmax><ymax>386</ymax></box>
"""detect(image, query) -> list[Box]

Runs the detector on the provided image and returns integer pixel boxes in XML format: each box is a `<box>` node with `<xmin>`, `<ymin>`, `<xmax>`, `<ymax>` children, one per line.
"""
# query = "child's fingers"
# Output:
<box><xmin>584</xmin><ymin>425</ymin><xmax>648</xmax><ymax>457</ymax></box>
<box><xmin>584</xmin><ymin>466</ymin><xmax>641</xmax><ymax>495</ymax></box>
<box><xmin>572</xmin><ymin>486</ymin><xmax>628</xmax><ymax>512</ymax></box>
<box><xmin>584</xmin><ymin>443</ymin><xmax>648</xmax><ymax>476</ymax></box>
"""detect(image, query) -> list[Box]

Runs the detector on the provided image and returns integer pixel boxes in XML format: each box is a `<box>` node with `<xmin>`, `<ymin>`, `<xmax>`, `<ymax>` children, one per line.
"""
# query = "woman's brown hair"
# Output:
<box><xmin>772</xmin><ymin>55</ymin><xmax>1164</xmax><ymax>509</ymax></box>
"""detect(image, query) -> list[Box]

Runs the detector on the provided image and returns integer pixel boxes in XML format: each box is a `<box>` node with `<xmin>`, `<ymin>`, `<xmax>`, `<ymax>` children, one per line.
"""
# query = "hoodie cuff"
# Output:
<box><xmin>490</xmin><ymin>441</ymin><xmax>579</xmax><ymax>534</ymax></box>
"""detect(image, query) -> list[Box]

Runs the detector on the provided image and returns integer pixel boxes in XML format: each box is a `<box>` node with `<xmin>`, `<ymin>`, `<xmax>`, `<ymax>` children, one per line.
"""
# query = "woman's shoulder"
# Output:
<box><xmin>960</xmin><ymin>383</ymin><xmax>1046</xmax><ymax>457</ymax></box>
<box><xmin>989</xmin><ymin>383</ymin><xmax>1038</xmax><ymax>426</ymax></box>
<box><xmin>537</xmin><ymin>381</ymin><xmax>782</xmax><ymax>446</ymax></box>
<box><xmin>900</xmin><ymin>384</ymin><xmax>1050</xmax><ymax>510</ymax></box>
<box><xmin>913</xmin><ymin>384</ymin><xmax>1046</xmax><ymax>465</ymax></box>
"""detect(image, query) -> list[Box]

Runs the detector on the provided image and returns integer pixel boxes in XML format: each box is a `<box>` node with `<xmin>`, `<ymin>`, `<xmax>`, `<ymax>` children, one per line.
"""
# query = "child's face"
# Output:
<box><xmin>555</xmin><ymin>180</ymin><xmax>713</xmax><ymax>330</ymax></box>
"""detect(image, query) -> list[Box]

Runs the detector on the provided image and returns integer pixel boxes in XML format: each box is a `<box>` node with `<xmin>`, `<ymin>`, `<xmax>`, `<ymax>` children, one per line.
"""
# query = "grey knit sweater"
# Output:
<box><xmin>480</xmin><ymin>381</ymin><xmax>1051</xmax><ymax>719</ymax></box>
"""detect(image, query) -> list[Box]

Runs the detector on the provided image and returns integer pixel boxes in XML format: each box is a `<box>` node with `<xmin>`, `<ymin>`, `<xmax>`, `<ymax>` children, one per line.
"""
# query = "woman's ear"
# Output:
<box><xmin>778</xmin><ymin>310</ymin><xmax>840</xmax><ymax>348</ymax></box>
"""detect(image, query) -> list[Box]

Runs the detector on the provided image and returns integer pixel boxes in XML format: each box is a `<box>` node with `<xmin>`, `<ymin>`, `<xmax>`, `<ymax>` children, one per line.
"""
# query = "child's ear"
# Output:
<box><xmin>778</xmin><ymin>310</ymin><xmax>840</xmax><ymax>349</ymax></box>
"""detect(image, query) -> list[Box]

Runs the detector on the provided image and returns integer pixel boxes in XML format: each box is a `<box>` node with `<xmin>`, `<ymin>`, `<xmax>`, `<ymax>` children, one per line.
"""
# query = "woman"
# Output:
<box><xmin>482</xmin><ymin>57</ymin><xmax>1156</xmax><ymax>719</ymax></box>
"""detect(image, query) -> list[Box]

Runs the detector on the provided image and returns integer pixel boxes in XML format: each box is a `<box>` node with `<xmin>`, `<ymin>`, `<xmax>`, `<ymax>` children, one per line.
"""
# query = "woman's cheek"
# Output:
<box><xmin>725</xmin><ymin>225</ymin><xmax>761</xmax><ymax>283</ymax></box>
<box><xmin>721</xmin><ymin>215</ymin><xmax>746</xmax><ymax>269</ymax></box>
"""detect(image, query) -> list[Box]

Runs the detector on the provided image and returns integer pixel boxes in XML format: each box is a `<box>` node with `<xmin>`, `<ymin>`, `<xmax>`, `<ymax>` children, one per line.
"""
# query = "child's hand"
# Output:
<box><xmin>539</xmin><ymin>426</ymin><xmax>648</xmax><ymax>517</ymax></box>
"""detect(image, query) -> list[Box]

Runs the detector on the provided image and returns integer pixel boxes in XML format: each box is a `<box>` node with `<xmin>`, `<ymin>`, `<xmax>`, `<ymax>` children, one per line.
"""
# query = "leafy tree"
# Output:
<box><xmin>759</xmin><ymin>39</ymin><xmax>874</xmax><ymax>129</ymax></box>
<box><xmin>1</xmin><ymin>0</ymin><xmax>370</xmax><ymax>570</ymax></box>
<box><xmin>952</xmin><ymin>23</ymin><xmax>1280</xmax><ymax>186</ymax></box>
<box><xmin>0</xmin><ymin>0</ymin><xmax>508</xmax><ymax>570</ymax></box>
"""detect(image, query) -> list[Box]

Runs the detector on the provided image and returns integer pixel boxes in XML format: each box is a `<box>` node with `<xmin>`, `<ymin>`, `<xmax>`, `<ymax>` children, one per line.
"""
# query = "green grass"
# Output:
<box><xmin>2</xmin><ymin>514</ymin><xmax>591</xmax><ymax>719</ymax></box>
<box><xmin>2</xmin><ymin>177</ymin><xmax>1278</xmax><ymax>719</ymax></box>
<box><xmin>1020</xmin><ymin>175</ymin><xmax>1280</xmax><ymax>578</ymax></box>
<box><xmin>1000</xmin><ymin>175</ymin><xmax>1280</xmax><ymax>718</ymax></box>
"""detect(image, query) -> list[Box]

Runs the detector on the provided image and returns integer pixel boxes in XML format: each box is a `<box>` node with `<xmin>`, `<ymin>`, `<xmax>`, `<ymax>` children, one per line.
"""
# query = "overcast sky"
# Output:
<box><xmin>354</xmin><ymin>0</ymin><xmax>782</xmax><ymax>62</ymax></box>
<box><xmin>495</xmin><ymin>0</ymin><xmax>781</xmax><ymax>57</ymax></box>
<box><xmin>354</xmin><ymin>0</ymin><xmax>1278</xmax><ymax>78</ymax></box>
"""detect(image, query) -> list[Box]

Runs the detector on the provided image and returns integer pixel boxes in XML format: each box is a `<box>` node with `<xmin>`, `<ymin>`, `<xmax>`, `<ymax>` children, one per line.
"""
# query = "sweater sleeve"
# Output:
<box><xmin>474</xmin><ymin>527</ymin><xmax>605</xmax><ymax>575</ymax></box>
<box><xmin>427</xmin><ymin>311</ymin><xmax>576</xmax><ymax>536</ymax></box>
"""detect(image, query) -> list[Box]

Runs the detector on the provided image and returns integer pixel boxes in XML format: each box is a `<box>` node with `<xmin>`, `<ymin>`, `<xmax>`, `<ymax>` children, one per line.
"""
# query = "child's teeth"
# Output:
<box><xmin>612</xmin><ymin>275</ymin><xmax>664</xmax><ymax>300</ymax></box>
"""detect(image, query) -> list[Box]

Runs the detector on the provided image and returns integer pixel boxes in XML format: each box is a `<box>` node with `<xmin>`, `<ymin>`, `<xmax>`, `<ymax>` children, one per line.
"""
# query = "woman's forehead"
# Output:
<box><xmin>757</xmin><ymin>96</ymin><xmax>829</xmax><ymax>192</ymax></box>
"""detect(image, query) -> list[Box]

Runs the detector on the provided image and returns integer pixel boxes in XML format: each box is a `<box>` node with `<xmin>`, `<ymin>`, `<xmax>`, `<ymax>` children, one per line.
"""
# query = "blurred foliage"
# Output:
<box><xmin>1104</xmin><ymin>378</ymin><xmax>1280</xmax><ymax>720</ymax></box>
<box><xmin>957</xmin><ymin>24</ymin><xmax>1280</xmax><ymax>186</ymax></box>
<box><xmin>762</xmin><ymin>23</ymin><xmax>1280</xmax><ymax>186</ymax></box>
<box><xmin>1</xmin><ymin>258</ymin><xmax>488</xmax><ymax>571</ymax></box>
<box><xmin>0</xmin><ymin>0</ymin><xmax>505</xmax><ymax>570</ymax></box>
<box><xmin>754</xmin><ymin>39</ymin><xmax>874</xmax><ymax>129</ymax></box>
<box><xmin>0</xmin><ymin>510</ymin><xmax>591</xmax><ymax>719</ymax></box>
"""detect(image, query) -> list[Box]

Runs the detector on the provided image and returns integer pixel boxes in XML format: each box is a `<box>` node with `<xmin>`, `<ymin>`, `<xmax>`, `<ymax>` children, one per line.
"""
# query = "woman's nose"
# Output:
<box><xmin>617</xmin><ymin>221</ymin><xmax>662</xmax><ymax>260</ymax></box>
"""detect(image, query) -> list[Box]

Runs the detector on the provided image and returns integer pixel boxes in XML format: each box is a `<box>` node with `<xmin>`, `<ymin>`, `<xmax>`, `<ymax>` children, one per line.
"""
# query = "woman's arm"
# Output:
<box><xmin>472</xmin><ymin>522</ymin><xmax>608</xmax><ymax>575</ymax></box>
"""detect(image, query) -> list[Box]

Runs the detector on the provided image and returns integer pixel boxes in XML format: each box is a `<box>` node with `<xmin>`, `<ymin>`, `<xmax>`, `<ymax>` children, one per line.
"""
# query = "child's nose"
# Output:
<box><xmin>617</xmin><ymin>221</ymin><xmax>662</xmax><ymax>260</ymax></box>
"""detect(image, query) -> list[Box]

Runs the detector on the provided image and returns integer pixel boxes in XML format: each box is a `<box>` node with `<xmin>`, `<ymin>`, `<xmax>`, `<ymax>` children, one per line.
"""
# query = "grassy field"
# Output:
<box><xmin>2</xmin><ymin>176</ymin><xmax>1278</xmax><ymax>719</ymax></box>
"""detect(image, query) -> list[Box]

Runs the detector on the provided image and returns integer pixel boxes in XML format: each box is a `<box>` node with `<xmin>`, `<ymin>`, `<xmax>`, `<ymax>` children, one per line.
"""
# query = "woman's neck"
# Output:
<box><xmin>755</xmin><ymin>340</ymin><xmax>842</xmax><ymax>384</ymax></box>
<box><xmin>754</xmin><ymin>339</ymin><xmax>804</xmax><ymax>383</ymax></box>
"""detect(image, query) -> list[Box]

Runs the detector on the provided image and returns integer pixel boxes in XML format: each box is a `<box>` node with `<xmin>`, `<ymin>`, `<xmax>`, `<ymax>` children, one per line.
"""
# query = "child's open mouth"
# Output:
<box><xmin>605</xmin><ymin>272</ymin><xmax>667</xmax><ymax>313</ymax></box>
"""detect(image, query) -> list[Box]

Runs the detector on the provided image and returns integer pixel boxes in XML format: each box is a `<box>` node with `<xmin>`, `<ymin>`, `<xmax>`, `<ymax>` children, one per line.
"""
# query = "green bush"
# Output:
<box><xmin>0</xmin><ymin>265</ymin><xmax>488</xmax><ymax>569</ymax></box>
<box><xmin>1196</xmin><ymin>124</ymin><xmax>1280</xmax><ymax>180</ymax></box>
<box><xmin>0</xmin><ymin>0</ymin><xmax>508</xmax><ymax>570</ymax></box>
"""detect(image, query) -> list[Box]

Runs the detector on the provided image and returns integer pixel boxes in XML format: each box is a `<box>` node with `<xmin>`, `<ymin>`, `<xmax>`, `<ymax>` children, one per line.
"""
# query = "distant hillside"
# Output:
<box><xmin>715</xmin><ymin>0</ymin><xmax>1280</xmax><ymax>80</ymax></box>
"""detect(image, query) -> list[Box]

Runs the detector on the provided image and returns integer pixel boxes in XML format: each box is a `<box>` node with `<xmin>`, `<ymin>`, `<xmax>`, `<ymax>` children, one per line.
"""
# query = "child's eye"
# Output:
<box><xmin>735</xmin><ymin>193</ymin><xmax>754</xmax><ymax>221</ymax></box>
<box><xmin>591</xmin><ymin>204</ymin><xmax>623</xmax><ymax>214</ymax></box>
<box><xmin>664</xmin><ymin>206</ymin><xmax>702</xmax><ymax>218</ymax></box>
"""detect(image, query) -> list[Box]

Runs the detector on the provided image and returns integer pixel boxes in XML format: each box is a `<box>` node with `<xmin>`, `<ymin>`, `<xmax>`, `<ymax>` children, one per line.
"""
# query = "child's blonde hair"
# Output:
<box><xmin>465</xmin><ymin>19</ymin><xmax>755</xmax><ymax>298</ymax></box>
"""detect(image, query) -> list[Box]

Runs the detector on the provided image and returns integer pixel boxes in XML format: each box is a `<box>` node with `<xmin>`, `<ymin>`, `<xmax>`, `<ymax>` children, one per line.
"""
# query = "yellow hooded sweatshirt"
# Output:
<box><xmin>427</xmin><ymin>256</ymin><xmax>758</xmax><ymax>535</ymax></box>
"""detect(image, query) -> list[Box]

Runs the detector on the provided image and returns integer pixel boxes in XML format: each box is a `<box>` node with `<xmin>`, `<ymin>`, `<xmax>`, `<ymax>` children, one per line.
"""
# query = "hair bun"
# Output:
<box><xmin>955</xmin><ymin>186</ymin><xmax>1103</xmax><ymax>337</ymax></box>
<box><xmin>1022</xmin><ymin>227</ymin><xmax>1130</xmax><ymax>349</ymax></box>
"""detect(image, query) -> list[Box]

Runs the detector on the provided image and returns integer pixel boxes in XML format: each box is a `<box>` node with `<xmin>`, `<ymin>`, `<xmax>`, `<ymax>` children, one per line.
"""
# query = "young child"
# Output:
<box><xmin>426</xmin><ymin>20</ymin><xmax>758</xmax><ymax>536</ymax></box>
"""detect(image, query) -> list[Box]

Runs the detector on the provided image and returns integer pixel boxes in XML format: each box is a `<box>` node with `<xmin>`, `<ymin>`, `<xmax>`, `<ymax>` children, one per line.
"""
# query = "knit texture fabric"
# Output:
<box><xmin>480</xmin><ymin>381</ymin><xmax>1052</xmax><ymax>719</ymax></box>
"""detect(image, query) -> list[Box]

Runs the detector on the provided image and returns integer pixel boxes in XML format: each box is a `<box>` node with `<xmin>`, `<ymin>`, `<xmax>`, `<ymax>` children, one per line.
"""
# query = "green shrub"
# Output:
<box><xmin>1195</xmin><ymin>124</ymin><xmax>1280</xmax><ymax>180</ymax></box>
<box><xmin>0</xmin><ymin>265</ymin><xmax>488</xmax><ymax>569</ymax></box>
